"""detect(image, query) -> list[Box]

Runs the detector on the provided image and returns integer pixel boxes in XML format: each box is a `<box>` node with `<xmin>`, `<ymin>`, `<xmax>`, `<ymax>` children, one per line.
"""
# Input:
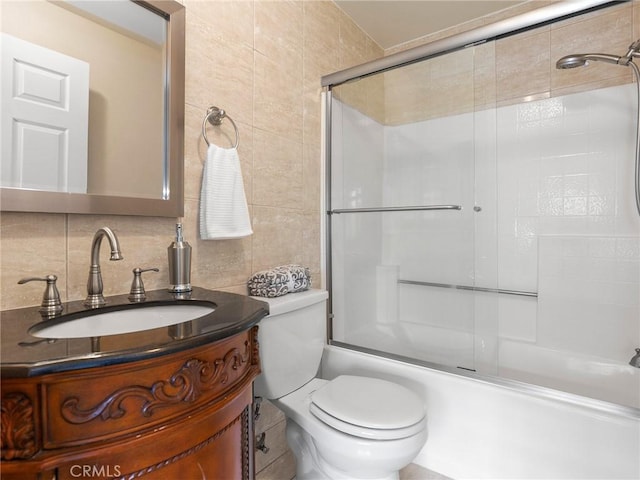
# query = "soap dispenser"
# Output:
<box><xmin>168</xmin><ymin>223</ymin><xmax>192</xmax><ymax>293</ymax></box>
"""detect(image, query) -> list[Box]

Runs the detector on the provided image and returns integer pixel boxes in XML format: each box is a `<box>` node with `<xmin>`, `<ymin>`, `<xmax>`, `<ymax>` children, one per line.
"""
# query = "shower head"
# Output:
<box><xmin>556</xmin><ymin>53</ymin><xmax>622</xmax><ymax>69</ymax></box>
<box><xmin>557</xmin><ymin>40</ymin><xmax>640</xmax><ymax>69</ymax></box>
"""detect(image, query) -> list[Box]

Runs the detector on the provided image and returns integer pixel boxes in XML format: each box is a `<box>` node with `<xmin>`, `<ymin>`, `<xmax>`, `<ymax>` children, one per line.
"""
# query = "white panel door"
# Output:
<box><xmin>1</xmin><ymin>33</ymin><xmax>89</xmax><ymax>193</ymax></box>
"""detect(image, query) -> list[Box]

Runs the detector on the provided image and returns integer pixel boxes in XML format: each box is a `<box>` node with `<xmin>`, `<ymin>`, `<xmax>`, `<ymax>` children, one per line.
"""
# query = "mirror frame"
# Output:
<box><xmin>0</xmin><ymin>0</ymin><xmax>185</xmax><ymax>217</ymax></box>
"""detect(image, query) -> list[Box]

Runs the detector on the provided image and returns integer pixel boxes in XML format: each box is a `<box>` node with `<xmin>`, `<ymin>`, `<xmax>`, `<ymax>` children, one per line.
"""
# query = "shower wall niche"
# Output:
<box><xmin>327</xmin><ymin>1</ymin><xmax>640</xmax><ymax>411</ymax></box>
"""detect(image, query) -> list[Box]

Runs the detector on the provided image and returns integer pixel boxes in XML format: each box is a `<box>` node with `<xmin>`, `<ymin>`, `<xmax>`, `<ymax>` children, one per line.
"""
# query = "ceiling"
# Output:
<box><xmin>334</xmin><ymin>0</ymin><xmax>525</xmax><ymax>49</ymax></box>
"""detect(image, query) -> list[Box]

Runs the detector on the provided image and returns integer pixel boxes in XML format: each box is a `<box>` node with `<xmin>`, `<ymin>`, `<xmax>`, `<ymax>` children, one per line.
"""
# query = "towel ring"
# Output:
<box><xmin>202</xmin><ymin>106</ymin><xmax>239</xmax><ymax>149</ymax></box>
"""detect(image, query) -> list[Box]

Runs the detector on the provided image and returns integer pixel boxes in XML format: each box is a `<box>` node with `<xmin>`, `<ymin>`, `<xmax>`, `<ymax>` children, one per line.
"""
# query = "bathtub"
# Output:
<box><xmin>321</xmin><ymin>344</ymin><xmax>640</xmax><ymax>480</ymax></box>
<box><xmin>499</xmin><ymin>339</ymin><xmax>640</xmax><ymax>409</ymax></box>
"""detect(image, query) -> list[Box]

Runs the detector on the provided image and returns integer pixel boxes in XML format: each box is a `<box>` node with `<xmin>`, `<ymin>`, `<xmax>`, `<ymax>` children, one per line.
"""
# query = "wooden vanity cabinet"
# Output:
<box><xmin>1</xmin><ymin>326</ymin><xmax>260</xmax><ymax>480</ymax></box>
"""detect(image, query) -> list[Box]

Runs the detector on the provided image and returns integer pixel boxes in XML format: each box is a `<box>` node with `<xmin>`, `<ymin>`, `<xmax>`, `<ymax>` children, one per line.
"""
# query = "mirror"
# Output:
<box><xmin>0</xmin><ymin>0</ymin><xmax>184</xmax><ymax>217</ymax></box>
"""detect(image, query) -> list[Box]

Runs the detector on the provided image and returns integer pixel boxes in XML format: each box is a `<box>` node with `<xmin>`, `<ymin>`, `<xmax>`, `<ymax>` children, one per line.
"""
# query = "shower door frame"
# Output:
<box><xmin>322</xmin><ymin>0</ymin><xmax>639</xmax><ymax>420</ymax></box>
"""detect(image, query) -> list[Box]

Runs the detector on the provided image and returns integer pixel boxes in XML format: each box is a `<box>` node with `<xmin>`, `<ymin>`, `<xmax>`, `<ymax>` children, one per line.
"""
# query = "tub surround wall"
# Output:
<box><xmin>0</xmin><ymin>0</ymin><xmax>382</xmax><ymax>311</ymax></box>
<box><xmin>333</xmin><ymin>83</ymin><xmax>640</xmax><ymax>406</ymax></box>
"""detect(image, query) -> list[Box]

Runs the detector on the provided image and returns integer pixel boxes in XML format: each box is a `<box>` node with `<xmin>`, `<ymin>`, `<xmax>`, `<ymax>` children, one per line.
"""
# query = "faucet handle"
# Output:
<box><xmin>128</xmin><ymin>267</ymin><xmax>159</xmax><ymax>302</ymax></box>
<box><xmin>18</xmin><ymin>274</ymin><xmax>64</xmax><ymax>316</ymax></box>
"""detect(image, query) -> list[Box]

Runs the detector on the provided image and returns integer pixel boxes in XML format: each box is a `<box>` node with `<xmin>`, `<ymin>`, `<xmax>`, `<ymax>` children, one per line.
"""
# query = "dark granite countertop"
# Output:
<box><xmin>1</xmin><ymin>287</ymin><xmax>269</xmax><ymax>378</ymax></box>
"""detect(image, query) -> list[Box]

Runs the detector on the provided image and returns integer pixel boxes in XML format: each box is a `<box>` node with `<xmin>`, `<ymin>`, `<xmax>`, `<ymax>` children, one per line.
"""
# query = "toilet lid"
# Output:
<box><xmin>310</xmin><ymin>375</ymin><xmax>425</xmax><ymax>439</ymax></box>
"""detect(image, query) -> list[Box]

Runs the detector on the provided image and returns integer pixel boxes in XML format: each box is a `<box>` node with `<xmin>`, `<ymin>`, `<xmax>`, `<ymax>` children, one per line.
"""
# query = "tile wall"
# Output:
<box><xmin>344</xmin><ymin>1</ymin><xmax>640</xmax><ymax>125</ymax></box>
<box><xmin>0</xmin><ymin>0</ymin><xmax>382</xmax><ymax>311</ymax></box>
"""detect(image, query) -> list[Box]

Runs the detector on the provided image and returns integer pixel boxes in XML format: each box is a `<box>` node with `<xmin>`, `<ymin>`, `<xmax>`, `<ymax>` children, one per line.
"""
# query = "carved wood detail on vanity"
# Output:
<box><xmin>61</xmin><ymin>340</ymin><xmax>251</xmax><ymax>424</ymax></box>
<box><xmin>0</xmin><ymin>392</ymin><xmax>37</xmax><ymax>460</ymax></box>
<box><xmin>1</xmin><ymin>326</ymin><xmax>261</xmax><ymax>480</ymax></box>
<box><xmin>117</xmin><ymin>406</ymin><xmax>249</xmax><ymax>479</ymax></box>
<box><xmin>250</xmin><ymin>324</ymin><xmax>260</xmax><ymax>367</ymax></box>
<box><xmin>41</xmin><ymin>328</ymin><xmax>257</xmax><ymax>448</ymax></box>
<box><xmin>242</xmin><ymin>403</ymin><xmax>251</xmax><ymax>480</ymax></box>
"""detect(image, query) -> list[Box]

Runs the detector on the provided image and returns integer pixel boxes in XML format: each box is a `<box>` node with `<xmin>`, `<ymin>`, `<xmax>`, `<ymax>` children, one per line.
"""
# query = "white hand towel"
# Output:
<box><xmin>199</xmin><ymin>144</ymin><xmax>253</xmax><ymax>240</ymax></box>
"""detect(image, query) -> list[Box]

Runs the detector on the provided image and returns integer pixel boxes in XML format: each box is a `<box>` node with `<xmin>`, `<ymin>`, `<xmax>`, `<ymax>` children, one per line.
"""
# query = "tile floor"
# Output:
<box><xmin>400</xmin><ymin>463</ymin><xmax>453</xmax><ymax>480</ymax></box>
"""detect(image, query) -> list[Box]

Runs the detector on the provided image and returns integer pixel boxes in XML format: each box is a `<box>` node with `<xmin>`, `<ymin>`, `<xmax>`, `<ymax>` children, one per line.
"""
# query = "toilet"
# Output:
<box><xmin>253</xmin><ymin>289</ymin><xmax>427</xmax><ymax>480</ymax></box>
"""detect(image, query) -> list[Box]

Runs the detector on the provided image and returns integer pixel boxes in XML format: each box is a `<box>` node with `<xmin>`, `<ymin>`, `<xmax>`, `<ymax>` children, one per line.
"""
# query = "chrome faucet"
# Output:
<box><xmin>85</xmin><ymin>227</ymin><xmax>123</xmax><ymax>307</ymax></box>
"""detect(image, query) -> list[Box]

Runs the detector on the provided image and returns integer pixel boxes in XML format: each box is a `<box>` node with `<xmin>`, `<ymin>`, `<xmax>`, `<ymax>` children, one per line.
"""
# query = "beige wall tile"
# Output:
<box><xmin>255</xmin><ymin>1</ymin><xmax>303</xmax><ymax>60</ymax></box>
<box><xmin>634</xmin><ymin>0</ymin><xmax>640</xmax><ymax>41</ymax></box>
<box><xmin>338</xmin><ymin>6</ymin><xmax>381</xmax><ymax>71</ymax></box>
<box><xmin>303</xmin><ymin>1</ymin><xmax>343</xmax><ymax>82</ymax></box>
<box><xmin>184</xmin><ymin>20</ymin><xmax>254</xmax><ymax>127</ymax></box>
<box><xmin>334</xmin><ymin>74</ymin><xmax>385</xmax><ymax>124</ymax></box>
<box><xmin>474</xmin><ymin>41</ymin><xmax>497</xmax><ymax>111</ymax></box>
<box><xmin>301</xmin><ymin>211</ymin><xmax>322</xmax><ymax>283</ymax></box>
<box><xmin>1</xmin><ymin>1</ymin><xmax>373</xmax><ymax>313</ymax></box>
<box><xmin>252</xmin><ymin>129</ymin><xmax>303</xmax><ymax>208</ymax></box>
<box><xmin>254</xmin><ymin>50</ymin><xmax>304</xmax><ymax>142</ymax></box>
<box><xmin>302</xmin><ymin>119</ymin><xmax>322</xmax><ymax>213</ymax></box>
<box><xmin>303</xmin><ymin>82</ymin><xmax>323</xmax><ymax>153</ymax></box>
<box><xmin>0</xmin><ymin>213</ymin><xmax>67</xmax><ymax>310</ymax></box>
<box><xmin>184</xmin><ymin>0</ymin><xmax>254</xmax><ymax>50</ymax></box>
<box><xmin>426</xmin><ymin>48</ymin><xmax>475</xmax><ymax>118</ymax></box>
<box><xmin>251</xmin><ymin>205</ymin><xmax>307</xmax><ymax>272</ymax></box>
<box><xmin>254</xmin><ymin>2</ymin><xmax>304</xmax><ymax>142</ymax></box>
<box><xmin>496</xmin><ymin>26</ymin><xmax>551</xmax><ymax>104</ymax></box>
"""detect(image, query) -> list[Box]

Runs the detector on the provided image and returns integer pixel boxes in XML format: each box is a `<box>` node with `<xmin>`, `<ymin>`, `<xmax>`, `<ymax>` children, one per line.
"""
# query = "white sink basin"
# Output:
<box><xmin>29</xmin><ymin>304</ymin><xmax>215</xmax><ymax>339</ymax></box>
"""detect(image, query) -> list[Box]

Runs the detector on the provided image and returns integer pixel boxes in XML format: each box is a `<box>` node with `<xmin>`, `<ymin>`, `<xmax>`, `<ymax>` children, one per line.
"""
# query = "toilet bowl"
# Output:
<box><xmin>273</xmin><ymin>377</ymin><xmax>427</xmax><ymax>480</ymax></box>
<box><xmin>253</xmin><ymin>289</ymin><xmax>428</xmax><ymax>480</ymax></box>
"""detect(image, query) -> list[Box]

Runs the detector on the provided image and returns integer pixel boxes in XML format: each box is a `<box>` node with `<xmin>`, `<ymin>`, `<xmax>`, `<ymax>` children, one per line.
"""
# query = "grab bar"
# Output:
<box><xmin>329</xmin><ymin>205</ymin><xmax>462</xmax><ymax>214</ymax></box>
<box><xmin>398</xmin><ymin>279</ymin><xmax>538</xmax><ymax>298</ymax></box>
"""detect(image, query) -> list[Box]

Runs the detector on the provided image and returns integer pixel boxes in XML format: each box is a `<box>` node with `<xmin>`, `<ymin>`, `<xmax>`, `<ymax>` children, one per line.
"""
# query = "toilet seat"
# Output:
<box><xmin>309</xmin><ymin>375</ymin><xmax>426</xmax><ymax>440</ymax></box>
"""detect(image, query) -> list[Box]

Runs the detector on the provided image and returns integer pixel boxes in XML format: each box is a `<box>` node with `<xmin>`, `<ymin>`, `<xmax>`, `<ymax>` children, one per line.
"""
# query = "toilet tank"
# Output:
<box><xmin>253</xmin><ymin>289</ymin><xmax>328</xmax><ymax>399</ymax></box>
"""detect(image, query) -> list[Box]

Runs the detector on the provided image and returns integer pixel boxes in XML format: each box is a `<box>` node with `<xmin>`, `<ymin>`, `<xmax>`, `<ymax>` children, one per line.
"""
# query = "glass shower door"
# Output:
<box><xmin>328</xmin><ymin>45</ymin><xmax>497</xmax><ymax>373</ymax></box>
<box><xmin>326</xmin><ymin>2</ymin><xmax>640</xmax><ymax>411</ymax></box>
